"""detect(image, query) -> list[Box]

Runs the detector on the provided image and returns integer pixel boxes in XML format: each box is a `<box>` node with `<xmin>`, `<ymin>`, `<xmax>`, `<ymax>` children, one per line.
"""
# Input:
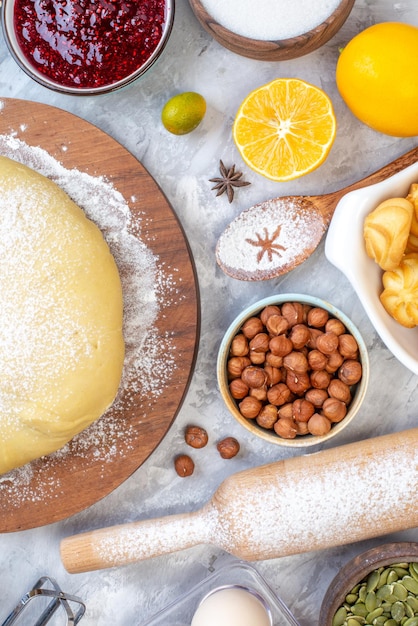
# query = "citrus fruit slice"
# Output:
<box><xmin>232</xmin><ymin>78</ymin><xmax>336</xmax><ymax>182</ymax></box>
<box><xmin>161</xmin><ymin>92</ymin><xmax>206</xmax><ymax>135</ymax></box>
<box><xmin>336</xmin><ymin>22</ymin><xmax>418</xmax><ymax>137</ymax></box>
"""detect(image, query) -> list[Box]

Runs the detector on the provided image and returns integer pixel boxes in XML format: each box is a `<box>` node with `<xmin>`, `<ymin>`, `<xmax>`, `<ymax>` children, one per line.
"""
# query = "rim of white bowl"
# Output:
<box><xmin>216</xmin><ymin>293</ymin><xmax>370</xmax><ymax>448</ymax></box>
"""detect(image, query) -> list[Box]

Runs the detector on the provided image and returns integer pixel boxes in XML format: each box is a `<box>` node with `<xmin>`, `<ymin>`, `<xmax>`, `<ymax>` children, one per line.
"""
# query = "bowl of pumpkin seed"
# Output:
<box><xmin>319</xmin><ymin>542</ymin><xmax>418</xmax><ymax>626</ymax></box>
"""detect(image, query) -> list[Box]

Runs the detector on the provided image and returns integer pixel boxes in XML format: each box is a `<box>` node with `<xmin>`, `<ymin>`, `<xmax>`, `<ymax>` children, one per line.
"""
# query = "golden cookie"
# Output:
<box><xmin>380</xmin><ymin>253</ymin><xmax>418</xmax><ymax>328</ymax></box>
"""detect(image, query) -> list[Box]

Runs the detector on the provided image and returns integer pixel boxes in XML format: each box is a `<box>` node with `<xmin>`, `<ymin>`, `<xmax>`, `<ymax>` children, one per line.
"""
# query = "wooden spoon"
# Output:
<box><xmin>216</xmin><ymin>146</ymin><xmax>418</xmax><ymax>281</ymax></box>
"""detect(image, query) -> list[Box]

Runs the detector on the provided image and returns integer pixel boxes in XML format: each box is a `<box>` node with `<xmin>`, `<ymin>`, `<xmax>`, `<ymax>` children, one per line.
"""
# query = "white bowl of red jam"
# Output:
<box><xmin>2</xmin><ymin>0</ymin><xmax>174</xmax><ymax>95</ymax></box>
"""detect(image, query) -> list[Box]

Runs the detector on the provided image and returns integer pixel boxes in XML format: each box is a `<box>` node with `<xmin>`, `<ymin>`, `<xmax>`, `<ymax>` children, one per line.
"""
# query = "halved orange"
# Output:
<box><xmin>233</xmin><ymin>78</ymin><xmax>337</xmax><ymax>182</ymax></box>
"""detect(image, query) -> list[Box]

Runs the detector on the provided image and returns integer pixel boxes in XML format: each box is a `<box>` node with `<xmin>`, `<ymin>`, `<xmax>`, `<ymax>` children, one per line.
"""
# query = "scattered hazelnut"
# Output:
<box><xmin>241</xmin><ymin>316</ymin><xmax>264</xmax><ymax>339</ymax></box>
<box><xmin>217</xmin><ymin>436</ymin><xmax>240</xmax><ymax>459</ymax></box>
<box><xmin>174</xmin><ymin>454</ymin><xmax>194</xmax><ymax>477</ymax></box>
<box><xmin>338</xmin><ymin>359</ymin><xmax>362</xmax><ymax>385</ymax></box>
<box><xmin>307</xmin><ymin>307</ymin><xmax>329</xmax><ymax>328</ymax></box>
<box><xmin>307</xmin><ymin>413</ymin><xmax>331</xmax><ymax>436</ymax></box>
<box><xmin>273</xmin><ymin>417</ymin><xmax>297</xmax><ymax>439</ymax></box>
<box><xmin>184</xmin><ymin>425</ymin><xmax>208</xmax><ymax>449</ymax></box>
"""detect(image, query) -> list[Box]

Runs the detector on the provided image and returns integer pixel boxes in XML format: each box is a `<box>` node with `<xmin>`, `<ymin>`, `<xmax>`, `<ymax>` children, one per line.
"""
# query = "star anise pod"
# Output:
<box><xmin>209</xmin><ymin>160</ymin><xmax>250</xmax><ymax>203</ymax></box>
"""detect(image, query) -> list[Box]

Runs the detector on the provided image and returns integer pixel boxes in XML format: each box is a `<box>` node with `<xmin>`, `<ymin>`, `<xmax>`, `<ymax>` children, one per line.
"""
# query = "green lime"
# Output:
<box><xmin>161</xmin><ymin>92</ymin><xmax>206</xmax><ymax>135</ymax></box>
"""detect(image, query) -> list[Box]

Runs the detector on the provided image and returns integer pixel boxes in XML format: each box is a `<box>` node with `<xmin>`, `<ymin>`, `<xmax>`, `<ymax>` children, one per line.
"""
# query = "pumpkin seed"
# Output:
<box><xmin>391</xmin><ymin>600</ymin><xmax>405</xmax><ymax>621</ymax></box>
<box><xmin>332</xmin><ymin>606</ymin><xmax>347</xmax><ymax>626</ymax></box>
<box><xmin>404</xmin><ymin>577</ymin><xmax>418</xmax><ymax>595</ymax></box>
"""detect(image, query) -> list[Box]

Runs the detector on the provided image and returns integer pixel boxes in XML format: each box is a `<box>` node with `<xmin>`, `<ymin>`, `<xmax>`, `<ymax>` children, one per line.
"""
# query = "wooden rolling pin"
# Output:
<box><xmin>61</xmin><ymin>428</ymin><xmax>418</xmax><ymax>573</ymax></box>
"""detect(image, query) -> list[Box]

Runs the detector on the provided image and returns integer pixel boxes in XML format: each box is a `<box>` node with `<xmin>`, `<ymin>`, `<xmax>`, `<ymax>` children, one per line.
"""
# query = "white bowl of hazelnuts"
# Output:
<box><xmin>217</xmin><ymin>294</ymin><xmax>369</xmax><ymax>447</ymax></box>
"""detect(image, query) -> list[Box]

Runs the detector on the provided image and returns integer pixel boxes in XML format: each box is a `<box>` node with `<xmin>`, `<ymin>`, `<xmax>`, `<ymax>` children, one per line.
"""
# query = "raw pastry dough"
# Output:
<box><xmin>380</xmin><ymin>253</ymin><xmax>418</xmax><ymax>328</ymax></box>
<box><xmin>0</xmin><ymin>156</ymin><xmax>125</xmax><ymax>474</ymax></box>
<box><xmin>363</xmin><ymin>197</ymin><xmax>413</xmax><ymax>270</ymax></box>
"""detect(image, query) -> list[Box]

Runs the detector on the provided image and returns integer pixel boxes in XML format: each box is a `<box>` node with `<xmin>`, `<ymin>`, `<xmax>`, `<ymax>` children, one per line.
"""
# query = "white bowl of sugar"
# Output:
<box><xmin>188</xmin><ymin>0</ymin><xmax>355</xmax><ymax>61</ymax></box>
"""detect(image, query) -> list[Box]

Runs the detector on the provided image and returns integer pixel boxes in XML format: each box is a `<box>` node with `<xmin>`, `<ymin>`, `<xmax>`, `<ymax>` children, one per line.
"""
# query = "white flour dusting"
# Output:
<box><xmin>216</xmin><ymin>198</ymin><xmax>325</xmax><ymax>280</ymax></box>
<box><xmin>0</xmin><ymin>134</ymin><xmax>182</xmax><ymax>503</ymax></box>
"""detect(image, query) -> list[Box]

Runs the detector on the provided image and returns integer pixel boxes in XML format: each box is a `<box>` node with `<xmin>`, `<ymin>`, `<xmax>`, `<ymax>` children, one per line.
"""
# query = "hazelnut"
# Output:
<box><xmin>241</xmin><ymin>365</ymin><xmax>268</xmax><ymax>389</ymax></box>
<box><xmin>267</xmin><ymin>382</ymin><xmax>292</xmax><ymax>406</ymax></box>
<box><xmin>292</xmin><ymin>398</ymin><xmax>315</xmax><ymax>423</ymax></box>
<box><xmin>289</xmin><ymin>324</ymin><xmax>311</xmax><ymax>349</ymax></box>
<box><xmin>322</xmin><ymin>397</ymin><xmax>347</xmax><ymax>423</ymax></box>
<box><xmin>307</xmin><ymin>307</ymin><xmax>329</xmax><ymax>328</ymax></box>
<box><xmin>217</xmin><ymin>436</ymin><xmax>240</xmax><ymax>459</ymax></box>
<box><xmin>281</xmin><ymin>302</ymin><xmax>304</xmax><ymax>327</ymax></box>
<box><xmin>283</xmin><ymin>350</ymin><xmax>309</xmax><ymax>374</ymax></box>
<box><xmin>266</xmin><ymin>314</ymin><xmax>289</xmax><ymax>336</ymax></box>
<box><xmin>230</xmin><ymin>334</ymin><xmax>249</xmax><ymax>357</ymax></box>
<box><xmin>256</xmin><ymin>404</ymin><xmax>278</xmax><ymax>429</ymax></box>
<box><xmin>307</xmin><ymin>413</ymin><xmax>332</xmax><ymax>436</ymax></box>
<box><xmin>174</xmin><ymin>454</ymin><xmax>194</xmax><ymax>477</ymax></box>
<box><xmin>338</xmin><ymin>334</ymin><xmax>359</xmax><ymax>359</ymax></box>
<box><xmin>229</xmin><ymin>378</ymin><xmax>249</xmax><ymax>400</ymax></box>
<box><xmin>249</xmin><ymin>386</ymin><xmax>268</xmax><ymax>402</ymax></box>
<box><xmin>310</xmin><ymin>369</ymin><xmax>332</xmax><ymax>390</ymax></box>
<box><xmin>184</xmin><ymin>425</ymin><xmax>208</xmax><ymax>449</ymax></box>
<box><xmin>316</xmin><ymin>332</ymin><xmax>339</xmax><ymax>355</ymax></box>
<box><xmin>308</xmin><ymin>349</ymin><xmax>328</xmax><ymax>371</ymax></box>
<box><xmin>241</xmin><ymin>316</ymin><xmax>264</xmax><ymax>339</ymax></box>
<box><xmin>249</xmin><ymin>332</ymin><xmax>270</xmax><ymax>353</ymax></box>
<box><xmin>249</xmin><ymin>351</ymin><xmax>266</xmax><ymax>365</ymax></box>
<box><xmin>325</xmin><ymin>318</ymin><xmax>346</xmax><ymax>336</ymax></box>
<box><xmin>295</xmin><ymin>420</ymin><xmax>309</xmax><ymax>435</ymax></box>
<box><xmin>265</xmin><ymin>352</ymin><xmax>284</xmax><ymax>368</ymax></box>
<box><xmin>260</xmin><ymin>305</ymin><xmax>281</xmax><ymax>326</ymax></box>
<box><xmin>264</xmin><ymin>365</ymin><xmax>282</xmax><ymax>387</ymax></box>
<box><xmin>286</xmin><ymin>370</ymin><xmax>310</xmax><ymax>395</ymax></box>
<box><xmin>227</xmin><ymin>356</ymin><xmax>251</xmax><ymax>379</ymax></box>
<box><xmin>304</xmin><ymin>387</ymin><xmax>329</xmax><ymax>408</ymax></box>
<box><xmin>328</xmin><ymin>379</ymin><xmax>352</xmax><ymax>404</ymax></box>
<box><xmin>238</xmin><ymin>396</ymin><xmax>262</xmax><ymax>418</ymax></box>
<box><xmin>338</xmin><ymin>359</ymin><xmax>362</xmax><ymax>385</ymax></box>
<box><xmin>278</xmin><ymin>402</ymin><xmax>293</xmax><ymax>420</ymax></box>
<box><xmin>307</xmin><ymin>328</ymin><xmax>324</xmax><ymax>349</ymax></box>
<box><xmin>269</xmin><ymin>335</ymin><xmax>293</xmax><ymax>357</ymax></box>
<box><xmin>325</xmin><ymin>350</ymin><xmax>344</xmax><ymax>373</ymax></box>
<box><xmin>274</xmin><ymin>417</ymin><xmax>298</xmax><ymax>439</ymax></box>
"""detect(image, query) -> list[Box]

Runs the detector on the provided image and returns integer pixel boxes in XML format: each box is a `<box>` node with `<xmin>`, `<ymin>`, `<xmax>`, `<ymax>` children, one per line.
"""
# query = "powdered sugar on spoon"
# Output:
<box><xmin>216</xmin><ymin>146</ymin><xmax>418</xmax><ymax>281</ymax></box>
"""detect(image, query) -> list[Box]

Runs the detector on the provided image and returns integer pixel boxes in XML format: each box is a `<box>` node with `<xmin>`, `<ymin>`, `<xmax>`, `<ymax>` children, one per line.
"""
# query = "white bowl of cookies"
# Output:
<box><xmin>325</xmin><ymin>158</ymin><xmax>418</xmax><ymax>375</ymax></box>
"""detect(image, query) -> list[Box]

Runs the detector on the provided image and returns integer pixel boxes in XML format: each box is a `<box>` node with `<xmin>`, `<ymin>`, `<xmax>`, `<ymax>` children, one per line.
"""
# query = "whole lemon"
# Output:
<box><xmin>336</xmin><ymin>22</ymin><xmax>418</xmax><ymax>137</ymax></box>
<box><xmin>161</xmin><ymin>92</ymin><xmax>206</xmax><ymax>135</ymax></box>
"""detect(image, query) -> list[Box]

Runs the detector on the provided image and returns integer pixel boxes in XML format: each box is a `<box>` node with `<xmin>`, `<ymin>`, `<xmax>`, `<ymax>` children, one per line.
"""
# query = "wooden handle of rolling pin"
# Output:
<box><xmin>61</xmin><ymin>428</ymin><xmax>418</xmax><ymax>573</ymax></box>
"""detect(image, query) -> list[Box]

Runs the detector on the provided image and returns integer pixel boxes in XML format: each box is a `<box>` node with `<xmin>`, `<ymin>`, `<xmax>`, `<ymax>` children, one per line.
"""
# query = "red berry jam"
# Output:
<box><xmin>13</xmin><ymin>0</ymin><xmax>167</xmax><ymax>89</ymax></box>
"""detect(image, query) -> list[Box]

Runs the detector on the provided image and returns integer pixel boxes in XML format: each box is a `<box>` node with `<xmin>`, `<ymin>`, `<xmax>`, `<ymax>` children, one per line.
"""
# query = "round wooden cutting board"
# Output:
<box><xmin>0</xmin><ymin>98</ymin><xmax>200</xmax><ymax>532</ymax></box>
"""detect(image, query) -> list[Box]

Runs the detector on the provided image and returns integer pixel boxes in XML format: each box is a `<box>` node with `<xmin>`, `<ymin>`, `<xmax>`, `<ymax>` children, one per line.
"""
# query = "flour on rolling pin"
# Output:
<box><xmin>61</xmin><ymin>429</ymin><xmax>418</xmax><ymax>573</ymax></box>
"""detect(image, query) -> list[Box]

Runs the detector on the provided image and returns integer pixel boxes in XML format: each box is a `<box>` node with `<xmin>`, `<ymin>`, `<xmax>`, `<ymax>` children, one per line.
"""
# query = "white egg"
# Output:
<box><xmin>191</xmin><ymin>586</ymin><xmax>272</xmax><ymax>626</ymax></box>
